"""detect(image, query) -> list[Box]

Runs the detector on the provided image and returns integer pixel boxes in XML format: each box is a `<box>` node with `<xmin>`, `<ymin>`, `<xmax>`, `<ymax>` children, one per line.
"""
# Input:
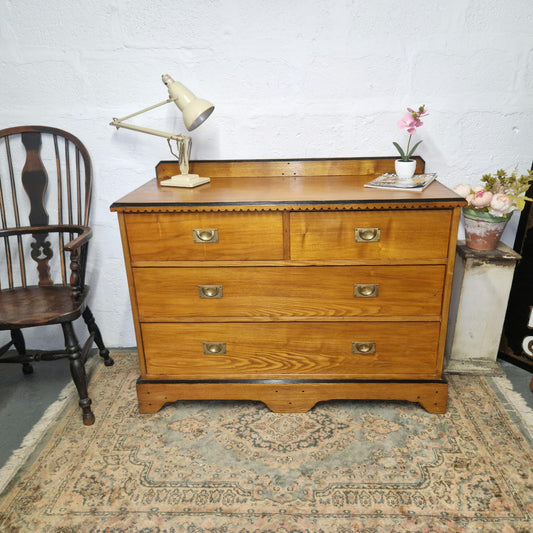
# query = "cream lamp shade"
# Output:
<box><xmin>110</xmin><ymin>74</ymin><xmax>214</xmax><ymax>188</ymax></box>
<box><xmin>162</xmin><ymin>74</ymin><xmax>214</xmax><ymax>131</ymax></box>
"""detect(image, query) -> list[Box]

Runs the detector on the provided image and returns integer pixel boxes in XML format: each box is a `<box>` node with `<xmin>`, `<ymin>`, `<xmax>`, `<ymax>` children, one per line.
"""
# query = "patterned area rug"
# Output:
<box><xmin>0</xmin><ymin>352</ymin><xmax>532</xmax><ymax>532</ymax></box>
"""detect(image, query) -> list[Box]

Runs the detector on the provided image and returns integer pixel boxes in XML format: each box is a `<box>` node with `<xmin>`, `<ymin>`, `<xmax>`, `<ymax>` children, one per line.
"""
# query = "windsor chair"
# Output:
<box><xmin>0</xmin><ymin>126</ymin><xmax>114</xmax><ymax>425</ymax></box>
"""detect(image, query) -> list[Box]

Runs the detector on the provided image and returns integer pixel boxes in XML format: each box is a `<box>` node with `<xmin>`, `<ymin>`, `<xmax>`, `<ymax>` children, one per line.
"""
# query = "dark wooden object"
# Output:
<box><xmin>0</xmin><ymin>126</ymin><xmax>114</xmax><ymax>425</ymax></box>
<box><xmin>499</xmin><ymin>172</ymin><xmax>533</xmax><ymax>391</ymax></box>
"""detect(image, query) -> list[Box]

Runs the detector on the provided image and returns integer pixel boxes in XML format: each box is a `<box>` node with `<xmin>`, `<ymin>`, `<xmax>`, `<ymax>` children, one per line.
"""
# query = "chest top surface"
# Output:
<box><xmin>110</xmin><ymin>157</ymin><xmax>464</xmax><ymax>212</ymax></box>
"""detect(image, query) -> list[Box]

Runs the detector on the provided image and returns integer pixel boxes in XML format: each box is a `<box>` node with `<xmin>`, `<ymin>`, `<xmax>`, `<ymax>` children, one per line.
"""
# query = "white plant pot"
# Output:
<box><xmin>395</xmin><ymin>159</ymin><xmax>416</xmax><ymax>181</ymax></box>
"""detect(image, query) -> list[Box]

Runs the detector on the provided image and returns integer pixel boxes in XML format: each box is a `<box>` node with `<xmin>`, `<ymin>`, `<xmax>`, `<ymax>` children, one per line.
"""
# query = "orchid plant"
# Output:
<box><xmin>393</xmin><ymin>105</ymin><xmax>428</xmax><ymax>162</ymax></box>
<box><xmin>454</xmin><ymin>169</ymin><xmax>533</xmax><ymax>219</ymax></box>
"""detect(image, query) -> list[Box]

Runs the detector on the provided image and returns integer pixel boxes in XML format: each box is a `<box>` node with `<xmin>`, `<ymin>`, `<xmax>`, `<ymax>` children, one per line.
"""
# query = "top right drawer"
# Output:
<box><xmin>290</xmin><ymin>210</ymin><xmax>452</xmax><ymax>261</ymax></box>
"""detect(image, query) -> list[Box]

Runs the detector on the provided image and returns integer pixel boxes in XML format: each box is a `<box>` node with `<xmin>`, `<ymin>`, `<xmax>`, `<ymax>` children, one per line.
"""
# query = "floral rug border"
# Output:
<box><xmin>488</xmin><ymin>374</ymin><xmax>533</xmax><ymax>445</ymax></box>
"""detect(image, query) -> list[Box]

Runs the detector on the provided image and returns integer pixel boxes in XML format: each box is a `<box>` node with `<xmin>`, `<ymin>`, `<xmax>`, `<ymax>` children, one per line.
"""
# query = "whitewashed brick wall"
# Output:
<box><xmin>1</xmin><ymin>0</ymin><xmax>532</xmax><ymax>347</ymax></box>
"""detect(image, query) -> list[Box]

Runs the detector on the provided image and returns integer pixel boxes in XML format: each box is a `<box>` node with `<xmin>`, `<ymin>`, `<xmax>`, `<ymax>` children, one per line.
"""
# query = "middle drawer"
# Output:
<box><xmin>133</xmin><ymin>265</ymin><xmax>445</xmax><ymax>320</ymax></box>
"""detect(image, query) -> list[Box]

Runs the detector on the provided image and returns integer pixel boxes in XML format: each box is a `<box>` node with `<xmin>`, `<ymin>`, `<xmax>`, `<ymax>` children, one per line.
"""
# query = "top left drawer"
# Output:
<box><xmin>125</xmin><ymin>212</ymin><xmax>284</xmax><ymax>261</ymax></box>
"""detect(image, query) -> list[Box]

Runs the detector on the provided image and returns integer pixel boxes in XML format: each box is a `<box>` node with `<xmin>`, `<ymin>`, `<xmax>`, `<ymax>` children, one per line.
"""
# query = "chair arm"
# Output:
<box><xmin>0</xmin><ymin>225</ymin><xmax>94</xmax><ymax>295</ymax></box>
<box><xmin>62</xmin><ymin>226</ymin><xmax>93</xmax><ymax>252</ymax></box>
<box><xmin>0</xmin><ymin>225</ymin><xmax>92</xmax><ymax>251</ymax></box>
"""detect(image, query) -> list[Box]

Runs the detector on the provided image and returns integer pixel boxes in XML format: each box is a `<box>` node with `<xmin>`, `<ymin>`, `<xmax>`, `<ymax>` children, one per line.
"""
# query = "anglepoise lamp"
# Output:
<box><xmin>110</xmin><ymin>74</ymin><xmax>214</xmax><ymax>187</ymax></box>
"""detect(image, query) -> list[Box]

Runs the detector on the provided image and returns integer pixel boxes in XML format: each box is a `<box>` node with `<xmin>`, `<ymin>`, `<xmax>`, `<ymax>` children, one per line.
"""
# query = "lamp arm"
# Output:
<box><xmin>109</xmin><ymin>119</ymin><xmax>185</xmax><ymax>141</ymax></box>
<box><xmin>109</xmin><ymin>97</ymin><xmax>184</xmax><ymax>140</ymax></box>
<box><xmin>113</xmin><ymin>97</ymin><xmax>176</xmax><ymax>123</ymax></box>
<box><xmin>167</xmin><ymin>138</ymin><xmax>192</xmax><ymax>175</ymax></box>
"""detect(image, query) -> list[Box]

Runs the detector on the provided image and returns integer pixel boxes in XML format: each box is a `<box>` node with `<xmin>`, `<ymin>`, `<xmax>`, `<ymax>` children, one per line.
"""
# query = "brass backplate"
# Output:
<box><xmin>193</xmin><ymin>228</ymin><xmax>219</xmax><ymax>243</ymax></box>
<box><xmin>352</xmin><ymin>341</ymin><xmax>376</xmax><ymax>355</ymax></box>
<box><xmin>354</xmin><ymin>284</ymin><xmax>379</xmax><ymax>298</ymax></box>
<box><xmin>203</xmin><ymin>342</ymin><xmax>226</xmax><ymax>355</ymax></box>
<box><xmin>355</xmin><ymin>228</ymin><xmax>381</xmax><ymax>242</ymax></box>
<box><xmin>198</xmin><ymin>285</ymin><xmax>223</xmax><ymax>298</ymax></box>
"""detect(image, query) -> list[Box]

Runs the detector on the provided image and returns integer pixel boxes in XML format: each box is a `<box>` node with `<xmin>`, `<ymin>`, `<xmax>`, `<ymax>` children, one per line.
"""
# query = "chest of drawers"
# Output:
<box><xmin>111</xmin><ymin>157</ymin><xmax>464</xmax><ymax>414</ymax></box>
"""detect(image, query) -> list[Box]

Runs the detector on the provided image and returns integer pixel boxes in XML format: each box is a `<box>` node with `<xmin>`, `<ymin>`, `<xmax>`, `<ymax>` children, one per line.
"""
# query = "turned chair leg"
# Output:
<box><xmin>82</xmin><ymin>306</ymin><xmax>114</xmax><ymax>367</ymax></box>
<box><xmin>11</xmin><ymin>328</ymin><xmax>33</xmax><ymax>375</ymax></box>
<box><xmin>62</xmin><ymin>321</ymin><xmax>95</xmax><ymax>426</ymax></box>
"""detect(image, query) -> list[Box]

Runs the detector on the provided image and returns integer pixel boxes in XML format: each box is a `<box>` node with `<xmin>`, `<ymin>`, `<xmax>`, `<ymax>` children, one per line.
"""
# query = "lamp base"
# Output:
<box><xmin>160</xmin><ymin>174</ymin><xmax>210</xmax><ymax>188</ymax></box>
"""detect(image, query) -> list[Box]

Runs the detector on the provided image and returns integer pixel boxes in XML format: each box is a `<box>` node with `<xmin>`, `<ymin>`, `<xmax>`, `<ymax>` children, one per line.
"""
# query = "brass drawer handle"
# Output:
<box><xmin>354</xmin><ymin>284</ymin><xmax>379</xmax><ymax>298</ymax></box>
<box><xmin>203</xmin><ymin>342</ymin><xmax>226</xmax><ymax>355</ymax></box>
<box><xmin>355</xmin><ymin>228</ymin><xmax>380</xmax><ymax>242</ymax></box>
<box><xmin>193</xmin><ymin>228</ymin><xmax>219</xmax><ymax>243</ymax></box>
<box><xmin>198</xmin><ymin>285</ymin><xmax>223</xmax><ymax>298</ymax></box>
<box><xmin>352</xmin><ymin>342</ymin><xmax>376</xmax><ymax>355</ymax></box>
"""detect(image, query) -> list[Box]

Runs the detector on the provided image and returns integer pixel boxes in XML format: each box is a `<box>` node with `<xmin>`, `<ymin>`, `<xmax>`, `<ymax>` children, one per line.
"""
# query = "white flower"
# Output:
<box><xmin>453</xmin><ymin>184</ymin><xmax>472</xmax><ymax>198</ymax></box>
<box><xmin>489</xmin><ymin>193</ymin><xmax>514</xmax><ymax>217</ymax></box>
<box><xmin>470</xmin><ymin>190</ymin><xmax>493</xmax><ymax>208</ymax></box>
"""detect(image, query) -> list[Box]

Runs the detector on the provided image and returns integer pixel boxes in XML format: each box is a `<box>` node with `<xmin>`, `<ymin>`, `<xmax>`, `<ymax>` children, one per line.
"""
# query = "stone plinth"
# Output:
<box><xmin>445</xmin><ymin>241</ymin><xmax>521</xmax><ymax>375</ymax></box>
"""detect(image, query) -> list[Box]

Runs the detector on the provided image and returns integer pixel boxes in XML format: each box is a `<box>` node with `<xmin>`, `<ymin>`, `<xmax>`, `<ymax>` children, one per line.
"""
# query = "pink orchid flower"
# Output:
<box><xmin>397</xmin><ymin>112</ymin><xmax>419</xmax><ymax>135</ymax></box>
<box><xmin>398</xmin><ymin>107</ymin><xmax>428</xmax><ymax>134</ymax></box>
<box><xmin>393</xmin><ymin>105</ymin><xmax>428</xmax><ymax>161</ymax></box>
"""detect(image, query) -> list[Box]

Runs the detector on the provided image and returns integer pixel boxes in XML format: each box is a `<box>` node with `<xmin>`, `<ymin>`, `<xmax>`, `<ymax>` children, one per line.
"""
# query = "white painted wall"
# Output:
<box><xmin>1</xmin><ymin>0</ymin><xmax>532</xmax><ymax>348</ymax></box>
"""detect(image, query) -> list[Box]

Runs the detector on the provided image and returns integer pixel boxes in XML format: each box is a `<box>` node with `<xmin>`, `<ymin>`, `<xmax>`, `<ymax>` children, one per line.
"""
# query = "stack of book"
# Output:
<box><xmin>364</xmin><ymin>173</ymin><xmax>437</xmax><ymax>192</ymax></box>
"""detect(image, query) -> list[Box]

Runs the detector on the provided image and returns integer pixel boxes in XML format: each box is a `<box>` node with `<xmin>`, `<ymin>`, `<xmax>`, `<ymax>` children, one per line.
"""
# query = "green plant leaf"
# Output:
<box><xmin>392</xmin><ymin>142</ymin><xmax>406</xmax><ymax>160</ymax></box>
<box><xmin>406</xmin><ymin>140</ymin><xmax>423</xmax><ymax>159</ymax></box>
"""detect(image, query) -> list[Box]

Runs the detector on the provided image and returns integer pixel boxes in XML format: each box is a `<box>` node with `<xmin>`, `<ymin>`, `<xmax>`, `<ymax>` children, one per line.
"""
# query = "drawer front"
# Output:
<box><xmin>134</xmin><ymin>265</ymin><xmax>445</xmax><ymax>320</ymax></box>
<box><xmin>141</xmin><ymin>322</ymin><xmax>441</xmax><ymax>379</ymax></box>
<box><xmin>125</xmin><ymin>212</ymin><xmax>284</xmax><ymax>261</ymax></box>
<box><xmin>290</xmin><ymin>210</ymin><xmax>451</xmax><ymax>260</ymax></box>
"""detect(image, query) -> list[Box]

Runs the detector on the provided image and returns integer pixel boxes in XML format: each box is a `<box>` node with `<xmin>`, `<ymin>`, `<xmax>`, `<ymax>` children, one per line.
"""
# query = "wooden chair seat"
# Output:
<box><xmin>0</xmin><ymin>286</ymin><xmax>89</xmax><ymax>328</ymax></box>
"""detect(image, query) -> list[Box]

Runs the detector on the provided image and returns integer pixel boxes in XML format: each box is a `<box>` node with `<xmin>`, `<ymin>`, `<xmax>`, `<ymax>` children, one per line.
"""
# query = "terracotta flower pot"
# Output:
<box><xmin>462</xmin><ymin>206</ymin><xmax>512</xmax><ymax>251</ymax></box>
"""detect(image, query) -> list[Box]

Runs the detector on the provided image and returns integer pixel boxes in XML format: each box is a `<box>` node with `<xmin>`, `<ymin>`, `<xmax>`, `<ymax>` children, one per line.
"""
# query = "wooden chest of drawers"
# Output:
<box><xmin>111</xmin><ymin>157</ymin><xmax>464</xmax><ymax>414</ymax></box>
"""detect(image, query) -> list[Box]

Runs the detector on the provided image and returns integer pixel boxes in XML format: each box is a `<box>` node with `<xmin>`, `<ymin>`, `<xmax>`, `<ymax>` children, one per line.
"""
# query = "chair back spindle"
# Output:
<box><xmin>22</xmin><ymin>132</ymin><xmax>53</xmax><ymax>285</ymax></box>
<box><xmin>0</xmin><ymin>126</ymin><xmax>93</xmax><ymax>292</ymax></box>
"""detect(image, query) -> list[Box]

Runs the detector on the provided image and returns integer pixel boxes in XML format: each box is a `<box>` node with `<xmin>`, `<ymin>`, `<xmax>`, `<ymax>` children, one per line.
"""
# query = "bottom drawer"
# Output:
<box><xmin>141</xmin><ymin>322</ymin><xmax>441</xmax><ymax>380</ymax></box>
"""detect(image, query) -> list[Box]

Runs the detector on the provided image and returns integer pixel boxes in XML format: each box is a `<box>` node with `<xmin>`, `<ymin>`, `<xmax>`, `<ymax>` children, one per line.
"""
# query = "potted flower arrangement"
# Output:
<box><xmin>454</xmin><ymin>168</ymin><xmax>533</xmax><ymax>250</ymax></box>
<box><xmin>393</xmin><ymin>105</ymin><xmax>428</xmax><ymax>180</ymax></box>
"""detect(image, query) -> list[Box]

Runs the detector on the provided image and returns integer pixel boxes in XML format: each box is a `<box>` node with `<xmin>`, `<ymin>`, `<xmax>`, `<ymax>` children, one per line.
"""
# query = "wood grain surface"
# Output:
<box><xmin>112</xmin><ymin>158</ymin><xmax>465</xmax><ymax>414</ymax></box>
